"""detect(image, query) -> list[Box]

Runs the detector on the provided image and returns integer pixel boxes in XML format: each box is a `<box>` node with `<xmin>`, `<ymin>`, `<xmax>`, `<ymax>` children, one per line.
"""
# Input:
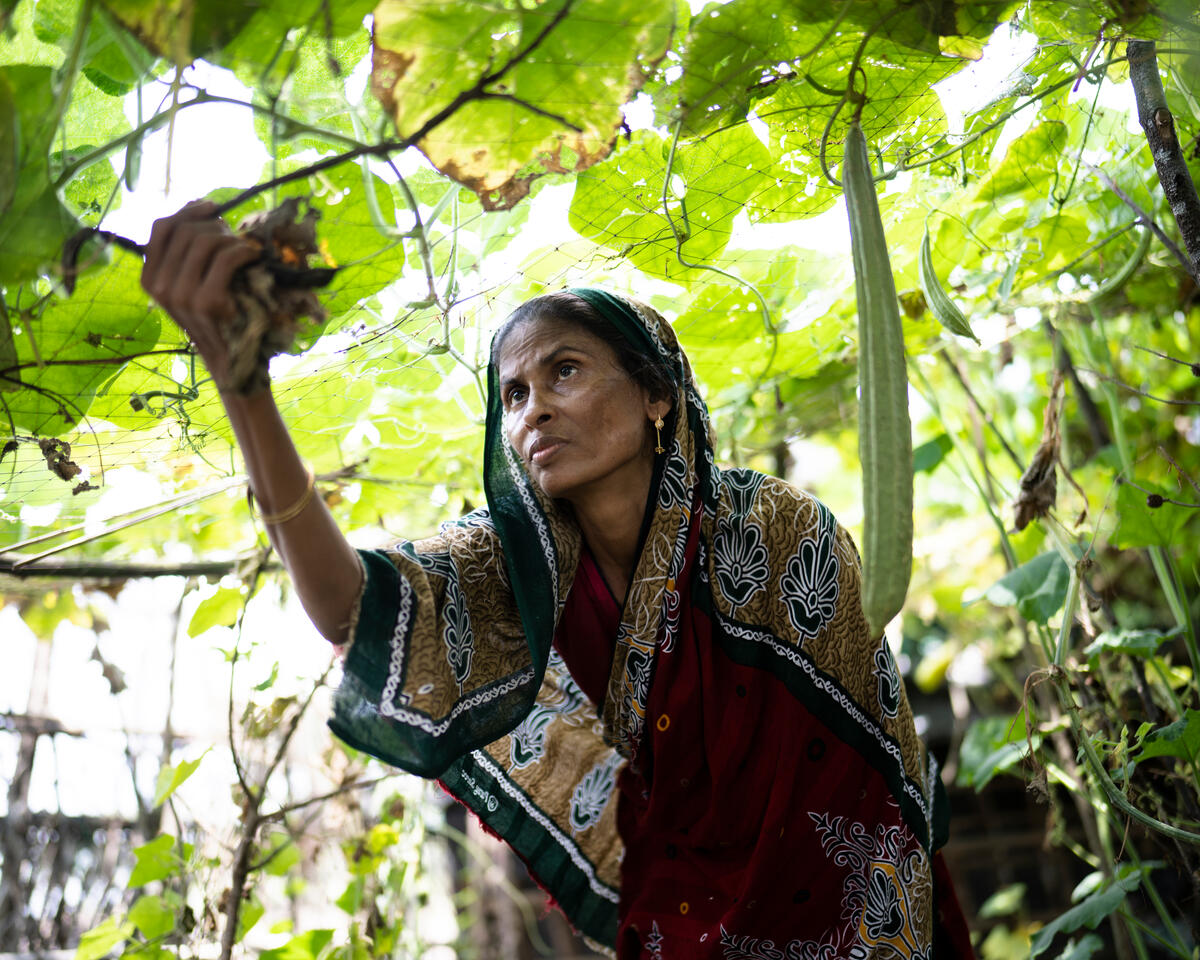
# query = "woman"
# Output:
<box><xmin>142</xmin><ymin>204</ymin><xmax>973</xmax><ymax>958</ymax></box>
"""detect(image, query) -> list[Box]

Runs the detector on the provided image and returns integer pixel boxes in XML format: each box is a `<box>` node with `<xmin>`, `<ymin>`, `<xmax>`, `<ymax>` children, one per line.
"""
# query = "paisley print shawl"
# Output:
<box><xmin>329</xmin><ymin>289</ymin><xmax>954</xmax><ymax>955</ymax></box>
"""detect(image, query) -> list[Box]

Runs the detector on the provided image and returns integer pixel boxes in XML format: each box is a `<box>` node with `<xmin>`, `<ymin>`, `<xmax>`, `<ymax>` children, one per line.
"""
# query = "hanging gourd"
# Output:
<box><xmin>843</xmin><ymin>119</ymin><xmax>913</xmax><ymax>638</ymax></box>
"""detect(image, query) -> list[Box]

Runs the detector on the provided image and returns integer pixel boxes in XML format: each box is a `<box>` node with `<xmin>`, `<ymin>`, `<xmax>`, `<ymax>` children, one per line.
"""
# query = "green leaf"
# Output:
<box><xmin>235</xmin><ymin>895</ymin><xmax>264</xmax><ymax>943</ymax></box>
<box><xmin>0</xmin><ymin>309</ymin><xmax>17</xmax><ymax>392</ymax></box>
<box><xmin>335</xmin><ymin>878</ymin><xmax>364</xmax><ymax>914</ymax></box>
<box><xmin>1110</xmin><ymin>480</ymin><xmax>1191</xmax><ymax>548</ymax></box>
<box><xmin>5</xmin><ymin>251</ymin><xmax>161</xmax><ymax>436</ymax></box>
<box><xmin>128</xmin><ymin>834</ymin><xmax>191</xmax><ymax>887</ymax></box>
<box><xmin>956</xmin><ymin>713</ymin><xmax>1032</xmax><ymax>790</ymax></box>
<box><xmin>1054</xmin><ymin>936</ymin><xmax>1104</xmax><ymax>960</ymax></box>
<box><xmin>1029</xmin><ymin>870</ymin><xmax>1142</xmax><ymax>957</ymax></box>
<box><xmin>0</xmin><ymin>65</ymin><xmax>80</xmax><ymax>283</ymax></box>
<box><xmin>978</xmin><ymin>882</ymin><xmax>1026</xmax><ymax>919</ymax></box>
<box><xmin>187</xmin><ymin>586</ymin><xmax>245</xmax><ymax>637</ymax></box>
<box><xmin>258</xmin><ymin>929</ymin><xmax>335</xmax><ymax>960</ymax></box>
<box><xmin>1134</xmin><ymin>709</ymin><xmax>1200</xmax><ymax>765</ymax></box>
<box><xmin>128</xmin><ymin>894</ymin><xmax>175</xmax><ymax>941</ymax></box>
<box><xmin>254</xmin><ymin>661</ymin><xmax>280</xmax><ymax>692</ymax></box>
<box><xmin>99</xmin><ymin>0</ymin><xmax>260</xmax><ymax>63</ymax></box>
<box><xmin>372</xmin><ymin>0</ymin><xmax>674</xmax><ymax>209</ymax></box>
<box><xmin>75</xmin><ymin>917</ymin><xmax>134</xmax><ymax>960</ymax></box>
<box><xmin>1082</xmin><ymin>627</ymin><xmax>1178</xmax><ymax>661</ymax></box>
<box><xmin>34</xmin><ymin>0</ymin><xmax>154</xmax><ymax>95</ymax></box>
<box><xmin>570</xmin><ymin>124</ymin><xmax>773</xmax><ymax>282</ymax></box>
<box><xmin>976</xmin><ymin>121</ymin><xmax>1069</xmax><ymax>203</ymax></box>
<box><xmin>261</xmin><ymin>832</ymin><xmax>302</xmax><ymax>877</ymax></box>
<box><xmin>984</xmin><ymin>552</ymin><xmax>1070</xmax><ymax>624</ymax></box>
<box><xmin>152</xmin><ymin>748</ymin><xmax>209</xmax><ymax>807</ymax></box>
<box><xmin>912</xmin><ymin>434</ymin><xmax>952</xmax><ymax>474</ymax></box>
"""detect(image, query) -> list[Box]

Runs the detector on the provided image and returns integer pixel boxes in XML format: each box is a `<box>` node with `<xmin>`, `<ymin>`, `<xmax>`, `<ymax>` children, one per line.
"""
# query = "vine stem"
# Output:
<box><xmin>1076</xmin><ymin>303</ymin><xmax>1200</xmax><ymax>677</ymax></box>
<box><xmin>910</xmin><ymin>362</ymin><xmax>1018</xmax><ymax>568</ymax></box>
<box><xmin>49</xmin><ymin>0</ymin><xmax>95</xmax><ymax>145</ymax></box>
<box><xmin>55</xmin><ymin>91</ymin><xmax>365</xmax><ymax>189</ymax></box>
<box><xmin>214</xmin><ymin>0</ymin><xmax>576</xmax><ymax>217</ymax></box>
<box><xmin>660</xmin><ymin>118</ymin><xmax>779</xmax><ymax>393</ymax></box>
<box><xmin>1045</xmin><ymin>567</ymin><xmax>1200</xmax><ymax>846</ymax></box>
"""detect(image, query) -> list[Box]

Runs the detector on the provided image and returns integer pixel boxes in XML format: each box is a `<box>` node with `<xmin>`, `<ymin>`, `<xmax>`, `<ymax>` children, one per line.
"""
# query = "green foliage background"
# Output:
<box><xmin>2</xmin><ymin>0</ymin><xmax>1200</xmax><ymax>955</ymax></box>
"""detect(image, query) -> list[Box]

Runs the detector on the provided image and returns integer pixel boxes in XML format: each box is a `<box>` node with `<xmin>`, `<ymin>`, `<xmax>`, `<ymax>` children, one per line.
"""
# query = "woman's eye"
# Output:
<box><xmin>558</xmin><ymin>363</ymin><xmax>577</xmax><ymax>379</ymax></box>
<box><xmin>506</xmin><ymin>387</ymin><xmax>526</xmax><ymax>405</ymax></box>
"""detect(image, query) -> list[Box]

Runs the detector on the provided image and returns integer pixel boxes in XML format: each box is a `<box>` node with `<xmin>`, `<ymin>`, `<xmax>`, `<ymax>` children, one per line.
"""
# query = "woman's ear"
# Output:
<box><xmin>645</xmin><ymin>396</ymin><xmax>672</xmax><ymax>424</ymax></box>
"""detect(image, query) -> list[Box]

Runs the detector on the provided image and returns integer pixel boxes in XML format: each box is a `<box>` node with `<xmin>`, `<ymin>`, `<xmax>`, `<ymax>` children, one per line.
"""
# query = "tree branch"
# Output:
<box><xmin>210</xmin><ymin>0</ymin><xmax>577</xmax><ymax>217</ymax></box>
<box><xmin>0</xmin><ymin>554</ymin><xmax>282</xmax><ymax>579</ymax></box>
<box><xmin>1084</xmin><ymin>159</ymin><xmax>1195</xmax><ymax>279</ymax></box>
<box><xmin>63</xmin><ymin>0</ymin><xmax>580</xmax><ymax>284</ymax></box>
<box><xmin>260</xmin><ymin>775</ymin><xmax>388</xmax><ymax>825</ymax></box>
<box><xmin>1128</xmin><ymin>40</ymin><xmax>1200</xmax><ymax>280</ymax></box>
<box><xmin>0</xmin><ymin>348</ymin><xmax>191</xmax><ymax>379</ymax></box>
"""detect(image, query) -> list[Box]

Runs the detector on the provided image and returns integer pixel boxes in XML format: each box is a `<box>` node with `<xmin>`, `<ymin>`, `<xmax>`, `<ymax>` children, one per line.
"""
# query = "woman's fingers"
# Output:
<box><xmin>200</xmin><ymin>241</ymin><xmax>262</xmax><ymax>318</ymax></box>
<box><xmin>141</xmin><ymin>200</ymin><xmax>219</xmax><ymax>294</ymax></box>
<box><xmin>140</xmin><ymin>201</ymin><xmax>262</xmax><ymax>389</ymax></box>
<box><xmin>142</xmin><ymin>203</ymin><xmax>257</xmax><ymax>321</ymax></box>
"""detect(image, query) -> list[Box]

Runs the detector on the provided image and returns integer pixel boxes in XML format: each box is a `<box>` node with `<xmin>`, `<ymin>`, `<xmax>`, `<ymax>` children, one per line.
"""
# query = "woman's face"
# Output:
<box><xmin>495</xmin><ymin>318</ymin><xmax>670</xmax><ymax>503</ymax></box>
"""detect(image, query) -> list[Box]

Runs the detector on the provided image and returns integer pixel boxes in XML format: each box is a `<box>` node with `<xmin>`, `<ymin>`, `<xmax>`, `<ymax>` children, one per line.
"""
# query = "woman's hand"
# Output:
<box><xmin>140</xmin><ymin>201</ymin><xmax>261</xmax><ymax>392</ymax></box>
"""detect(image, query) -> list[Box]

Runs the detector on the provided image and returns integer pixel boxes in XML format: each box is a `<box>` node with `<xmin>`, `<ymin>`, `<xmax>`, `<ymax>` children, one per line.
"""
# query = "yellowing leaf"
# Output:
<box><xmin>371</xmin><ymin>0</ymin><xmax>673</xmax><ymax>209</ymax></box>
<box><xmin>99</xmin><ymin>0</ymin><xmax>259</xmax><ymax>64</ymax></box>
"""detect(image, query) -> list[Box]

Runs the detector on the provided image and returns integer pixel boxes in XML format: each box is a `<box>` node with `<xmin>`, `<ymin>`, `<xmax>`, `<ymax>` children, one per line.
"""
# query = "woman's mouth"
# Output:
<box><xmin>529</xmin><ymin>439</ymin><xmax>566</xmax><ymax>465</ymax></box>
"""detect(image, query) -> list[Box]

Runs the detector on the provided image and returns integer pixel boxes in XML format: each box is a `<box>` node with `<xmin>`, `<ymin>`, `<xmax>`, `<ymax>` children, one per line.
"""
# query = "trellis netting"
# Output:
<box><xmin>1</xmin><ymin>0</ymin><xmax>1196</xmax><ymax>568</ymax></box>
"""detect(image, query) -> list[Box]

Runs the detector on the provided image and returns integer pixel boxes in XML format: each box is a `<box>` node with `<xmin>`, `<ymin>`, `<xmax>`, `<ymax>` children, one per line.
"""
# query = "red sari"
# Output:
<box><xmin>556</xmin><ymin>530</ymin><xmax>974</xmax><ymax>958</ymax></box>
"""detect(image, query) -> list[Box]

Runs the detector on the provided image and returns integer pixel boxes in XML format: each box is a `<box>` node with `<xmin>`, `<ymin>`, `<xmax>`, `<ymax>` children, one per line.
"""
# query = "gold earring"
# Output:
<box><xmin>654</xmin><ymin>417</ymin><xmax>665</xmax><ymax>454</ymax></box>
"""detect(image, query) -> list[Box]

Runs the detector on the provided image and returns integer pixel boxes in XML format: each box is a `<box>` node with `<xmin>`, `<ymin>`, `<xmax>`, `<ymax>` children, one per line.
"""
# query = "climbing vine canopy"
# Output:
<box><xmin>0</xmin><ymin>0</ymin><xmax>1196</xmax><ymax>565</ymax></box>
<box><xmin>4</xmin><ymin>0</ymin><xmax>1200</xmax><ymax>953</ymax></box>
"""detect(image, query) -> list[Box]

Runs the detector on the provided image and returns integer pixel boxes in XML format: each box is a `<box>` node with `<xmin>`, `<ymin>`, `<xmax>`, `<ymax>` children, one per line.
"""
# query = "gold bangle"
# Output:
<box><xmin>254</xmin><ymin>466</ymin><xmax>316</xmax><ymax>525</ymax></box>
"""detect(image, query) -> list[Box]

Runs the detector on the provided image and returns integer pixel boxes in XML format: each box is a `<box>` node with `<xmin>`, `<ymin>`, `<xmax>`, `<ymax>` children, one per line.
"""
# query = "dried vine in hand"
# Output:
<box><xmin>222</xmin><ymin>199</ymin><xmax>333</xmax><ymax>394</ymax></box>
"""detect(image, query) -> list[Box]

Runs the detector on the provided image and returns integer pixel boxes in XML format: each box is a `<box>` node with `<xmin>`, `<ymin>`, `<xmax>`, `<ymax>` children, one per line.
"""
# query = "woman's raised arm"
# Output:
<box><xmin>141</xmin><ymin>201</ymin><xmax>363</xmax><ymax>644</ymax></box>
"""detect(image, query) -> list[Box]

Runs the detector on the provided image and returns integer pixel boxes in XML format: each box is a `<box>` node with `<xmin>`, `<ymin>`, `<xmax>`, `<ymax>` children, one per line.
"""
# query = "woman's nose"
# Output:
<box><xmin>522</xmin><ymin>387</ymin><xmax>554</xmax><ymax>427</ymax></box>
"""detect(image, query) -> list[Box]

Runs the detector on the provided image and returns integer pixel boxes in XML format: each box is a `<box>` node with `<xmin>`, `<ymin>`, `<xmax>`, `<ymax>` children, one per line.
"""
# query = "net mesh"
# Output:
<box><xmin>1</xmin><ymin>0</ymin><xmax>1190</xmax><ymax>561</ymax></box>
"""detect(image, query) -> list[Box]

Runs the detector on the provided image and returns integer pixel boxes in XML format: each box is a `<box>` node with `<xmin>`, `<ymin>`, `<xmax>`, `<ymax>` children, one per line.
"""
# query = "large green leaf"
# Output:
<box><xmin>956</xmin><ymin>713</ymin><xmax>1033</xmax><ymax>790</ymax></box>
<box><xmin>127</xmin><ymin>834</ymin><xmax>192</xmax><ymax>887</ymax></box>
<box><xmin>99</xmin><ymin>0</ymin><xmax>260</xmax><ymax>63</ymax></box>
<box><xmin>74</xmin><ymin>917</ymin><xmax>134</xmax><ymax>960</ymax></box>
<box><xmin>1134</xmin><ymin>710</ymin><xmax>1200</xmax><ymax>765</ymax></box>
<box><xmin>1029</xmin><ymin>869</ymin><xmax>1143</xmax><ymax>957</ymax></box>
<box><xmin>975</xmin><ymin>121</ymin><xmax>1068</xmax><ymax>203</ymax></box>
<box><xmin>1082</xmin><ymin>627</ymin><xmax>1178</xmax><ymax>662</ymax></box>
<box><xmin>128</xmin><ymin>894</ymin><xmax>175</xmax><ymax>940</ymax></box>
<box><xmin>34</xmin><ymin>0</ymin><xmax>155</xmax><ymax>95</ymax></box>
<box><xmin>983</xmin><ymin>551</ymin><xmax>1070</xmax><ymax>625</ymax></box>
<box><xmin>570</xmin><ymin>125</ymin><xmax>773</xmax><ymax>282</ymax></box>
<box><xmin>1110</xmin><ymin>480</ymin><xmax>1192</xmax><ymax>548</ymax></box>
<box><xmin>4</xmin><ymin>252</ymin><xmax>161</xmax><ymax>436</ymax></box>
<box><xmin>371</xmin><ymin>0</ymin><xmax>674</xmax><ymax>209</ymax></box>
<box><xmin>220</xmin><ymin>0</ymin><xmax>374</xmax><ymax>88</ymax></box>
<box><xmin>0</xmin><ymin>65</ymin><xmax>80</xmax><ymax>284</ymax></box>
<box><xmin>677</xmin><ymin>0</ymin><xmax>1000</xmax><ymax>139</ymax></box>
